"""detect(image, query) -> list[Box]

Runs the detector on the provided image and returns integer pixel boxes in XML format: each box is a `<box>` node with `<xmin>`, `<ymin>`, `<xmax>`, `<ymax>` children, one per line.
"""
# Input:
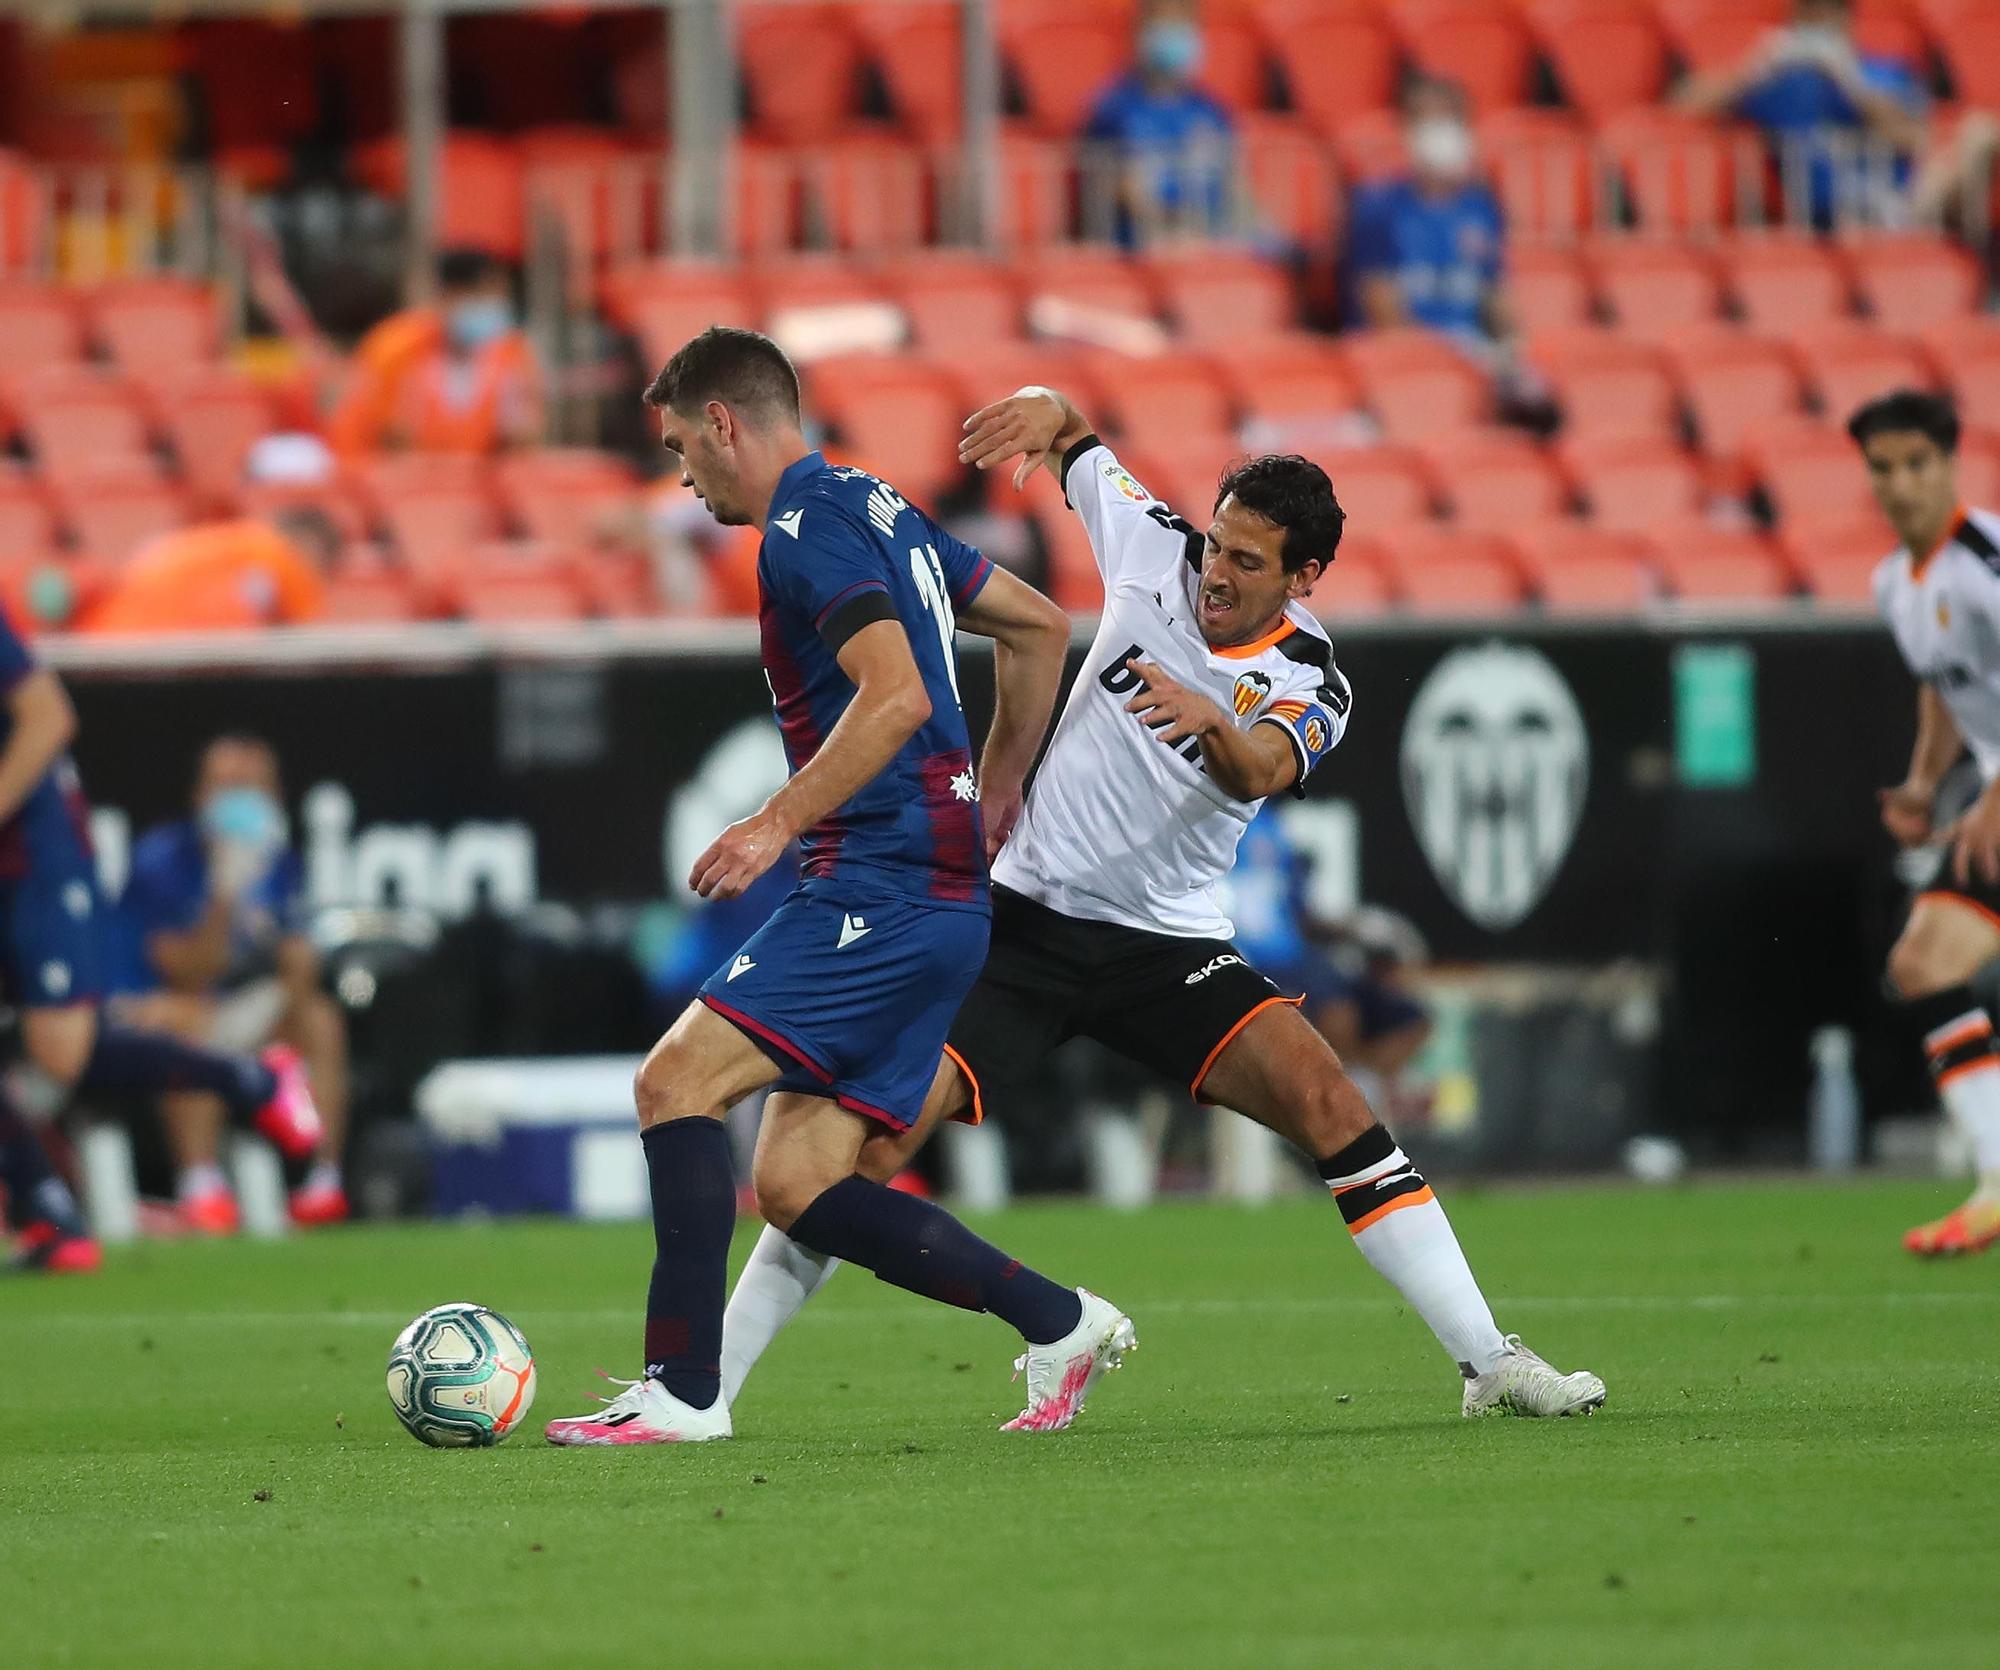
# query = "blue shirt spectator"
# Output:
<box><xmin>1082</xmin><ymin>0</ymin><xmax>1234</xmax><ymax>246</ymax></box>
<box><xmin>117</xmin><ymin>816</ymin><xmax>306</xmax><ymax>995</ymax></box>
<box><xmin>1347</xmin><ymin>176</ymin><xmax>1506</xmax><ymax>341</ymax></box>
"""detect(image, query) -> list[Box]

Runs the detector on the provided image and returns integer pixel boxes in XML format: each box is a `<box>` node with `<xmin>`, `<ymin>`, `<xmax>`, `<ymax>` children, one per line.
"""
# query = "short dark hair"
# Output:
<box><xmin>437</xmin><ymin>247</ymin><xmax>503</xmax><ymax>291</ymax></box>
<box><xmin>1214</xmin><ymin>454</ymin><xmax>1345</xmax><ymax>572</ymax></box>
<box><xmin>1847</xmin><ymin>389</ymin><xmax>1960</xmax><ymax>454</ymax></box>
<box><xmin>644</xmin><ymin>326</ymin><xmax>801</xmax><ymax>422</ymax></box>
<box><xmin>271</xmin><ymin>505</ymin><xmax>342</xmax><ymax>566</ymax></box>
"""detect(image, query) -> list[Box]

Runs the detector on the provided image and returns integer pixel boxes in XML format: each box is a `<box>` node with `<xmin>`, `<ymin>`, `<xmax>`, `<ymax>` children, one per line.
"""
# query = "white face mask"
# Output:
<box><xmin>1409</xmin><ymin>116</ymin><xmax>1476</xmax><ymax>180</ymax></box>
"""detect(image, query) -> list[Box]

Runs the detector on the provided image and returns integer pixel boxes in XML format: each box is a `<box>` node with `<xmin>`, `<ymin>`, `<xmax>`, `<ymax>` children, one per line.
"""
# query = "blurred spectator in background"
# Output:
<box><xmin>1346</xmin><ymin>77</ymin><xmax>1552</xmax><ymax>424</ymax></box>
<box><xmin>1084</xmin><ymin>0</ymin><xmax>1235</xmax><ymax>247</ymax></box>
<box><xmin>1348</xmin><ymin>78</ymin><xmax>1509</xmax><ymax>345</ymax></box>
<box><xmin>1675</xmin><ymin>0</ymin><xmax>1996</xmax><ymax>228</ymax></box>
<box><xmin>113</xmin><ymin>734</ymin><xmax>348</xmax><ymax>1231</ymax></box>
<box><xmin>80</xmin><ymin>506</ymin><xmax>337</xmax><ymax>635</ymax></box>
<box><xmin>329</xmin><ymin>247</ymin><xmax>541</xmax><ymax>454</ymax></box>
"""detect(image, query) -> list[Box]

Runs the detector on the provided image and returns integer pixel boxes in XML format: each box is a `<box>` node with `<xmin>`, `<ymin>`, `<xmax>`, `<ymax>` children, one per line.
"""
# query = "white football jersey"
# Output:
<box><xmin>993</xmin><ymin>439</ymin><xmax>1351</xmax><ymax>939</ymax></box>
<box><xmin>1875</xmin><ymin>507</ymin><xmax>2000</xmax><ymax>780</ymax></box>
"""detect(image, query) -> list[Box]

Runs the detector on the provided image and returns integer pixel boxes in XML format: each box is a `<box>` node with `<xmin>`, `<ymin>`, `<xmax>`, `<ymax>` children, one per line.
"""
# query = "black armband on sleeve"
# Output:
<box><xmin>1058</xmin><ymin>433</ymin><xmax>1104</xmax><ymax>509</ymax></box>
<box><xmin>819</xmin><ymin>589</ymin><xmax>898</xmax><ymax>654</ymax></box>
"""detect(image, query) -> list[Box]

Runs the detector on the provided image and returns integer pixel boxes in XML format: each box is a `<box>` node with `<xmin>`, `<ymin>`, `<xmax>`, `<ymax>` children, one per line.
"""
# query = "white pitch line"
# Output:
<box><xmin>4</xmin><ymin>1290</ymin><xmax>1996</xmax><ymax>1334</ymax></box>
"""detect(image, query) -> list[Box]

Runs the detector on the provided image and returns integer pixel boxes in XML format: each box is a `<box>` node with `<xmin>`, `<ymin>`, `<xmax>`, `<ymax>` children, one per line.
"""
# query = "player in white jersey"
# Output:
<box><xmin>1859</xmin><ymin>390</ymin><xmax>2000</xmax><ymax>1255</ymax></box>
<box><xmin>718</xmin><ymin>386</ymin><xmax>1606</xmax><ymax>1421</ymax></box>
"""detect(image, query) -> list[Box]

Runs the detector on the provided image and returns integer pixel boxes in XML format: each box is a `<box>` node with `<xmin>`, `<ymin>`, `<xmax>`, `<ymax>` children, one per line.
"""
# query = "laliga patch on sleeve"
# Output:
<box><xmin>1101</xmin><ymin>458</ymin><xmax>1149</xmax><ymax>502</ymax></box>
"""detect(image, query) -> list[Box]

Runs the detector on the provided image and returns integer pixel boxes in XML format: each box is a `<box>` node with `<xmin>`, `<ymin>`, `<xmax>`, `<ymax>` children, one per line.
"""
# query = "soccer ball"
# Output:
<box><xmin>386</xmin><ymin>1302</ymin><xmax>537</xmax><ymax>1448</ymax></box>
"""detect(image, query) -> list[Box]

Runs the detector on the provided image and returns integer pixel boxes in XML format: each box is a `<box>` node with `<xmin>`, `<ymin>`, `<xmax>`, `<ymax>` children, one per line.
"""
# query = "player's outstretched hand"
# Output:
<box><xmin>1949</xmin><ymin>791</ymin><xmax>2000</xmax><ymax>889</ymax></box>
<box><xmin>1124</xmin><ymin>658</ymin><xmax>1226</xmax><ymax>746</ymax></box>
<box><xmin>1878</xmin><ymin>781</ymin><xmax>1934</xmax><ymax>847</ymax></box>
<box><xmin>959</xmin><ymin>390</ymin><xmax>1067</xmax><ymax>490</ymax></box>
<box><xmin>690</xmin><ymin>808</ymin><xmax>791</xmax><ymax>901</ymax></box>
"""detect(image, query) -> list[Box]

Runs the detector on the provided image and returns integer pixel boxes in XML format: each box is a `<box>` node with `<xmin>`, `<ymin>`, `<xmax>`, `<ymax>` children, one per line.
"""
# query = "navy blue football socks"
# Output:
<box><xmin>640</xmin><ymin>1118</ymin><xmax>737</xmax><ymax>1409</ymax></box>
<box><xmin>0</xmin><ymin>1098</ymin><xmax>85</xmax><ymax>1236</ymax></box>
<box><xmin>79</xmin><ymin>1024</ymin><xmax>277</xmax><ymax>1122</ymax></box>
<box><xmin>790</xmin><ymin>1174</ymin><xmax>1083</xmax><ymax>1345</ymax></box>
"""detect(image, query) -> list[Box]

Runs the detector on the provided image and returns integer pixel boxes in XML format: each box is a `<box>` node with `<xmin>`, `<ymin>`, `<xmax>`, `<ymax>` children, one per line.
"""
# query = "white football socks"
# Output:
<box><xmin>1922</xmin><ymin>1006</ymin><xmax>2000</xmax><ymax>1197</ymax></box>
<box><xmin>720</xmin><ymin>1222</ymin><xmax>840</xmax><ymax>1404</ymax></box>
<box><xmin>1319</xmin><ymin>1128</ymin><xmax>1508</xmax><ymax>1378</ymax></box>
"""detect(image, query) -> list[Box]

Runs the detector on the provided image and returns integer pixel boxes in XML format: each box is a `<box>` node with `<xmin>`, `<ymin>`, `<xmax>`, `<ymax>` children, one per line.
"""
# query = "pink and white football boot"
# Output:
<box><xmin>254</xmin><ymin>1045</ymin><xmax>323</xmax><ymax>1161</ymax></box>
<box><xmin>1001</xmin><ymin>1288</ymin><xmax>1136</xmax><ymax>1433</ymax></box>
<box><xmin>544</xmin><ymin>1373</ymin><xmax>732</xmax><ymax>1446</ymax></box>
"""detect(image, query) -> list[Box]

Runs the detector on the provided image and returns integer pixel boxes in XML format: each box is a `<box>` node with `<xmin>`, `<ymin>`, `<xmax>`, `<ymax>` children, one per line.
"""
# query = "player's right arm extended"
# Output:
<box><xmin>690</xmin><ymin>619</ymin><xmax>933</xmax><ymax>900</ymax></box>
<box><xmin>955</xmin><ymin>567</ymin><xmax>1070</xmax><ymax>857</ymax></box>
<box><xmin>1881</xmin><ymin>685</ymin><xmax>1964</xmax><ymax>846</ymax></box>
<box><xmin>959</xmin><ymin>387</ymin><xmax>1092</xmax><ymax>491</ymax></box>
<box><xmin>0</xmin><ymin>667</ymin><xmax>76</xmax><ymax>825</ymax></box>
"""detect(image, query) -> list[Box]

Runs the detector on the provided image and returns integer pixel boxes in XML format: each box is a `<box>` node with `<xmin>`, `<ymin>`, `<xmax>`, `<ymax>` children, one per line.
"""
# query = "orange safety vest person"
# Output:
<box><xmin>396</xmin><ymin>329</ymin><xmax>541</xmax><ymax>454</ymax></box>
<box><xmin>80</xmin><ymin>520</ymin><xmax>327</xmax><ymax>634</ymax></box>
<box><xmin>328</xmin><ymin>307</ymin><xmax>443</xmax><ymax>456</ymax></box>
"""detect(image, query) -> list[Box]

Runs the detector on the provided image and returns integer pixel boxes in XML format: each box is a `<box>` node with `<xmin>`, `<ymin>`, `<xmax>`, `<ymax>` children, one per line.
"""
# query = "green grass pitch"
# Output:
<box><xmin>5</xmin><ymin>1179</ymin><xmax>1997</xmax><ymax>1669</ymax></box>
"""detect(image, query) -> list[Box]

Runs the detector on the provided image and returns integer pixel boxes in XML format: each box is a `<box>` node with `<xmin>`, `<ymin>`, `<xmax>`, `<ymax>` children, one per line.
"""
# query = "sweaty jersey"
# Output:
<box><xmin>758</xmin><ymin>450</ymin><xmax>994</xmax><ymax>908</ymax></box>
<box><xmin>0</xmin><ymin>607</ymin><xmax>93</xmax><ymax>882</ymax></box>
<box><xmin>993</xmin><ymin>438</ymin><xmax>1351</xmax><ymax>939</ymax></box>
<box><xmin>1875</xmin><ymin>507</ymin><xmax>2000</xmax><ymax>781</ymax></box>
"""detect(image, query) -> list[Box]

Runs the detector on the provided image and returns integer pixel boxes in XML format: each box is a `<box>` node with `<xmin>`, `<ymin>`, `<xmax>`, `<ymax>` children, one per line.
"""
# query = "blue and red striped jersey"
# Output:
<box><xmin>757</xmin><ymin>451</ymin><xmax>995</xmax><ymax>909</ymax></box>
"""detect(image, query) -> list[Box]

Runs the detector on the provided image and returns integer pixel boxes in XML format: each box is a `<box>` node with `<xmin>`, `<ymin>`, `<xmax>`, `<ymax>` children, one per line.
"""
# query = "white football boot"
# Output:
<box><xmin>1461</xmin><ymin>1335</ymin><xmax>1607</xmax><ymax>1419</ymax></box>
<box><xmin>1001</xmin><ymin>1289</ymin><xmax>1137</xmax><ymax>1433</ymax></box>
<box><xmin>544</xmin><ymin>1374</ymin><xmax>733</xmax><ymax>1445</ymax></box>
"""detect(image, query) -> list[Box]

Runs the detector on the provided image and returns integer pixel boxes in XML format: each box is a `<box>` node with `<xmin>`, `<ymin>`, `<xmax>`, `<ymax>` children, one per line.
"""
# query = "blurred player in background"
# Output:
<box><xmin>1860</xmin><ymin>390</ymin><xmax>2000</xmax><ymax>1255</ymax></box>
<box><xmin>114</xmin><ymin>734</ymin><xmax>349</xmax><ymax>1231</ymax></box>
<box><xmin>544</xmin><ymin>328</ymin><xmax>1132</xmax><ymax>1445</ymax></box>
<box><xmin>0</xmin><ymin>613</ymin><xmax>323</xmax><ymax>1271</ymax></box>
<box><xmin>720</xmin><ymin>387</ymin><xmax>1606</xmax><ymax>1419</ymax></box>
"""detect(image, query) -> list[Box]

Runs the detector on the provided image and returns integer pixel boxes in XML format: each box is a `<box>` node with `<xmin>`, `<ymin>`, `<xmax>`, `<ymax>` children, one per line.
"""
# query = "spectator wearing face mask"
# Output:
<box><xmin>112</xmin><ymin>734</ymin><xmax>349</xmax><ymax>1232</ymax></box>
<box><xmin>328</xmin><ymin>247</ymin><xmax>543</xmax><ymax>455</ymax></box>
<box><xmin>1346</xmin><ymin>78</ymin><xmax>1511</xmax><ymax>347</ymax></box>
<box><xmin>1082</xmin><ymin>0</ymin><xmax>1235</xmax><ymax>247</ymax></box>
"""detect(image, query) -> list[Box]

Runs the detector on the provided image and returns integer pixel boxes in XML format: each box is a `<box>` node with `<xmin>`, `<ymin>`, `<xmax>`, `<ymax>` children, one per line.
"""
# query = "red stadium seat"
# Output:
<box><xmin>495</xmin><ymin>450</ymin><xmax>638</xmax><ymax>548</ymax></box>
<box><xmin>1586</xmin><ymin>240</ymin><xmax>1725</xmax><ymax>341</ymax></box>
<box><xmin>883</xmin><ymin>254</ymin><xmax>1024</xmax><ymax>349</ymax></box>
<box><xmin>1525</xmin><ymin>0</ymin><xmax>1671</xmax><ymax>122</ymax></box>
<box><xmin>1028</xmin><ymin>498</ymin><xmax>1106</xmax><ymax>611</ymax></box>
<box><xmin>802</xmin><ymin>135</ymin><xmax>931</xmax><ymax>252</ymax></box>
<box><xmin>1598</xmin><ymin>110</ymin><xmax>1765</xmax><ymax>236</ymax></box>
<box><xmin>1479</xmin><ymin>109</ymin><xmax>1595</xmax><ymax>242</ymax></box>
<box><xmin>1237</xmin><ymin>115</ymin><xmax>1344</xmax><ymax>247</ymax></box>
<box><xmin>321</xmin><ymin>567</ymin><xmax>422</xmax><ymax>625</ymax></box>
<box><xmin>1221</xmin><ymin>336</ymin><xmax>1365</xmax><ymax>440</ymax></box>
<box><xmin>1015</xmin><ymin>247</ymin><xmax>1157</xmax><ymax>321</ymax></box>
<box><xmin>374</xmin><ymin>481</ymin><xmax>503</xmax><ymax>575</ymax></box>
<box><xmin>1720</xmin><ymin>235</ymin><xmax>1854</xmax><ymax>331</ymax></box>
<box><xmin>928</xmin><ymin>342</ymin><xmax>1102</xmax><ymax>415</ymax></box>
<box><xmin>1504</xmin><ymin>521</ymin><xmax>1656</xmax><ymax>611</ymax></box>
<box><xmin>453</xmin><ymin>543</ymin><xmax>592</xmax><ymax>624</ymax></box>
<box><xmin>1089</xmin><ymin>352</ymin><xmax>1235</xmax><ymax>446</ymax></box>
<box><xmin>1315</xmin><ymin>447</ymin><xmax>1438</xmax><ymax>529</ymax></box>
<box><xmin>0</xmin><ymin>470</ymin><xmax>59</xmax><ymax>560</ymax></box>
<box><xmin>1508</xmin><ymin>246</ymin><xmax>1595</xmax><ymax>335</ymax></box>
<box><xmin>1929</xmin><ymin>8</ymin><xmax>2000</xmax><ymax>106</ymax></box>
<box><xmin>995</xmin><ymin>132</ymin><xmax>1076</xmax><ymax>247</ymax></box>
<box><xmin>0</xmin><ymin>287</ymin><xmax>85</xmax><ymax>387</ymax></box>
<box><xmin>1307</xmin><ymin>553</ymin><xmax>1398</xmax><ymax>617</ymax></box>
<box><xmin>358</xmin><ymin>134</ymin><xmax>527</xmax><ymax>261</ymax></box>
<box><xmin>148</xmin><ymin>372</ymin><xmax>277</xmax><ymax>507</ymax></box>
<box><xmin>1746</xmin><ymin>422</ymin><xmax>1881</xmax><ymax>529</ymax></box>
<box><xmin>90</xmin><ymin>279</ymin><xmax>220</xmax><ymax>373</ymax></box>
<box><xmin>54</xmin><ymin>473</ymin><xmax>192</xmax><ymax>564</ymax></box>
<box><xmin>1330</xmin><ymin>106</ymin><xmax>1409</xmax><ymax>184</ymax></box>
<box><xmin>1648</xmin><ymin>520</ymin><xmax>1797</xmax><ymax>602</ymax></box>
<box><xmin>1777</xmin><ymin>511</ymin><xmax>1894</xmax><ymax>602</ymax></box>
<box><xmin>1845</xmin><ymin>236</ymin><xmax>1983</xmax><ymax>332</ymax></box>
<box><xmin>1527</xmin><ymin>328</ymin><xmax>1680</xmax><ymax>445</ymax></box>
<box><xmin>1783</xmin><ymin>323</ymin><xmax>1937</xmax><ymax>423</ymax></box>
<box><xmin>0</xmin><ymin>154</ymin><xmax>51</xmax><ymax>277</ymax></box>
<box><xmin>1424</xmin><ymin>433</ymin><xmax>1569</xmax><ymax>530</ymax></box>
<box><xmin>1375</xmin><ymin>524</ymin><xmax>1527</xmax><ymax>613</ymax></box>
<box><xmin>1663</xmin><ymin>327</ymin><xmax>1807</xmax><ymax>458</ymax></box>
<box><xmin>1940</xmin><ymin>341</ymin><xmax>2000</xmax><ymax>432</ymax></box>
<box><xmin>1195</xmin><ymin>13</ymin><xmax>1272</xmax><ymax>112</ymax></box>
<box><xmin>1262</xmin><ymin>13</ymin><xmax>1400</xmax><ymax>141</ymax></box>
<box><xmin>1656</xmin><ymin>0</ymin><xmax>1789</xmax><ymax>68</ymax></box>
<box><xmin>13</xmin><ymin>371</ymin><xmax>156</xmax><ymax>479</ymax></box>
<box><xmin>1397</xmin><ymin>3</ymin><xmax>1537</xmax><ymax>114</ymax></box>
<box><xmin>807</xmin><ymin>355</ymin><xmax>964</xmax><ymax>503</ymax></box>
<box><xmin>1147</xmin><ymin>250</ymin><xmax>1294</xmax><ymax>343</ymax></box>
<box><xmin>857</xmin><ymin>4</ymin><xmax>964</xmax><ymax>141</ymax></box>
<box><xmin>729</xmin><ymin>140</ymin><xmax>805</xmax><ymax>259</ymax></box>
<box><xmin>1343</xmin><ymin>330</ymin><xmax>1490</xmax><ymax>439</ymax></box>
<box><xmin>602</xmin><ymin>265</ymin><xmax>757</xmax><ymax>368</ymax></box>
<box><xmin>738</xmin><ymin>6</ymin><xmax>867</xmax><ymax>144</ymax></box>
<box><xmin>1000</xmin><ymin>12</ymin><xmax>1129</xmax><ymax>135</ymax></box>
<box><xmin>1560</xmin><ymin>436</ymin><xmax>1707</xmax><ymax>531</ymax></box>
<box><xmin>1851</xmin><ymin>0</ymin><xmax>1931</xmax><ymax>63</ymax></box>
